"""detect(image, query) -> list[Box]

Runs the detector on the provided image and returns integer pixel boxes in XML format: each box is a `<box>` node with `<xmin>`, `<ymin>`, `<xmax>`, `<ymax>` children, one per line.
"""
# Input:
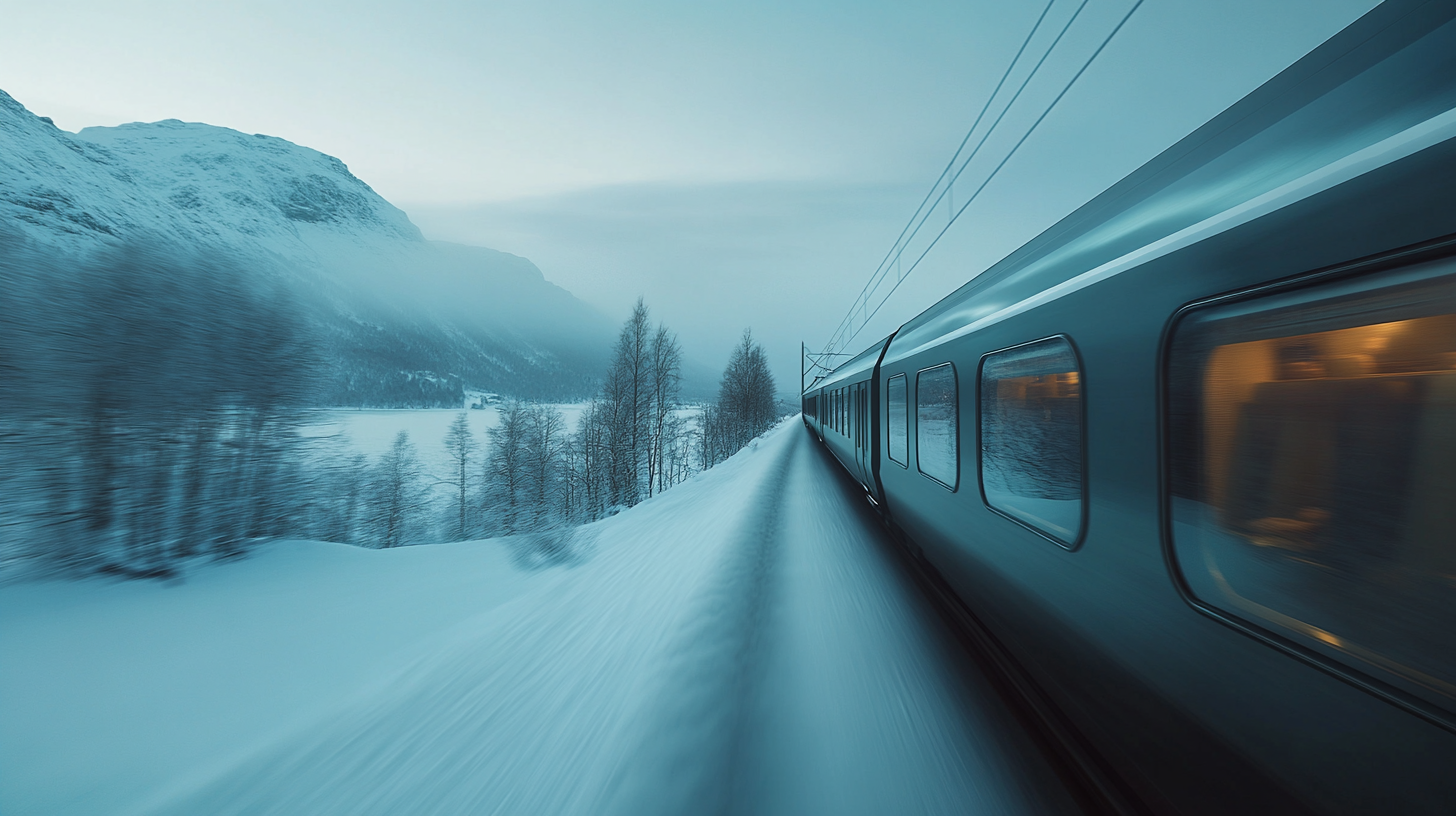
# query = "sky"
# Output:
<box><xmin>1</xmin><ymin>0</ymin><xmax>1380</xmax><ymax>393</ymax></box>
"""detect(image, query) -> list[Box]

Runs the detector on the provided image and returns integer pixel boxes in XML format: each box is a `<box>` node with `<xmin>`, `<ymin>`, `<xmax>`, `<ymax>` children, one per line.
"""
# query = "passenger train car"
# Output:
<box><xmin>803</xmin><ymin>2</ymin><xmax>1456</xmax><ymax>813</ymax></box>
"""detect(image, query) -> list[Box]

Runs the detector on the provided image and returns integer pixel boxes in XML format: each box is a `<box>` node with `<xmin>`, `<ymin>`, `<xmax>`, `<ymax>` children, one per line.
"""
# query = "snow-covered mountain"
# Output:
<box><xmin>0</xmin><ymin>88</ymin><xmax>614</xmax><ymax>404</ymax></box>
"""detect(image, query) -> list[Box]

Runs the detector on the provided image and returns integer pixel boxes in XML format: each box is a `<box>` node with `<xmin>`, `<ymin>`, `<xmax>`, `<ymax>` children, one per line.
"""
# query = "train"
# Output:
<box><xmin>801</xmin><ymin>2</ymin><xmax>1456</xmax><ymax>813</ymax></box>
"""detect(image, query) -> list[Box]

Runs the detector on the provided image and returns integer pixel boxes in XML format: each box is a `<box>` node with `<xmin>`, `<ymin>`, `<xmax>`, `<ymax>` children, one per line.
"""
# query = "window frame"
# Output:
<box><xmin>886</xmin><ymin>373</ymin><xmax>909</xmax><ymax>467</ymax></box>
<box><xmin>976</xmin><ymin>334</ymin><xmax>1088</xmax><ymax>550</ymax></box>
<box><xmin>914</xmin><ymin>362</ymin><xmax>959</xmax><ymax>491</ymax></box>
<box><xmin>1159</xmin><ymin>238</ymin><xmax>1456</xmax><ymax>734</ymax></box>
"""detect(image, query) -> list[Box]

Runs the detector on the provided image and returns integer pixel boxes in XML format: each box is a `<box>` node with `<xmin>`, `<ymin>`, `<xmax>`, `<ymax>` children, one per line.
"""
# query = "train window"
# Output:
<box><xmin>916</xmin><ymin>364</ymin><xmax>958</xmax><ymax>489</ymax></box>
<box><xmin>979</xmin><ymin>336</ymin><xmax>1083</xmax><ymax>546</ymax></box>
<box><xmin>1167</xmin><ymin>258</ymin><xmax>1456</xmax><ymax>711</ymax></box>
<box><xmin>858</xmin><ymin>384</ymin><xmax>866</xmax><ymax>450</ymax></box>
<box><xmin>850</xmin><ymin>384</ymin><xmax>861</xmax><ymax>448</ymax></box>
<box><xmin>887</xmin><ymin>374</ymin><xmax>908</xmax><ymax>466</ymax></box>
<box><xmin>858</xmin><ymin>384</ymin><xmax>865</xmax><ymax>449</ymax></box>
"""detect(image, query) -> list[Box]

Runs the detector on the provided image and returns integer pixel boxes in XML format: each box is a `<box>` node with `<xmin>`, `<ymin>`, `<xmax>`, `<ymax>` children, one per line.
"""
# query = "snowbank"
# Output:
<box><xmin>1</xmin><ymin>422</ymin><xmax>1072</xmax><ymax>815</ymax></box>
<box><xmin>0</xmin><ymin>538</ymin><xmax>549</xmax><ymax>815</ymax></box>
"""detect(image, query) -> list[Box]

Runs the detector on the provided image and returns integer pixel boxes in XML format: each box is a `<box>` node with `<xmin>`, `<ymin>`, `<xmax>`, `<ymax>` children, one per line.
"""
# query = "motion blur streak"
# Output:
<box><xmin>125</xmin><ymin>425</ymin><xmax>1074</xmax><ymax>816</ymax></box>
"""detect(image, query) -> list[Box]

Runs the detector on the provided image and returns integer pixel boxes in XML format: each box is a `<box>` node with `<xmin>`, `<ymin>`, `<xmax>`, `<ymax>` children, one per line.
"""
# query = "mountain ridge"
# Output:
<box><xmin>0</xmin><ymin>88</ymin><xmax>614</xmax><ymax>406</ymax></box>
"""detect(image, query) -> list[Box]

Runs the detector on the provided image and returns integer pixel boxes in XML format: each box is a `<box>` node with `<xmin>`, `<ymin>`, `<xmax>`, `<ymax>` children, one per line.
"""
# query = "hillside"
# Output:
<box><xmin>0</xmin><ymin>89</ymin><xmax>614</xmax><ymax>405</ymax></box>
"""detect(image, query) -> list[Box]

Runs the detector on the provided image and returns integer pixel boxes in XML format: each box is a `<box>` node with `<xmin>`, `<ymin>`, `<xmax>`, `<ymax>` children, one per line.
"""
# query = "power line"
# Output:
<box><xmin>823</xmin><ymin>0</ymin><xmax>1057</xmax><ymax>355</ymax></box>
<box><xmin>869</xmin><ymin>0</ymin><xmax>1090</xmax><ymax>301</ymax></box>
<box><xmin>821</xmin><ymin>0</ymin><xmax>1144</xmax><ymax>358</ymax></box>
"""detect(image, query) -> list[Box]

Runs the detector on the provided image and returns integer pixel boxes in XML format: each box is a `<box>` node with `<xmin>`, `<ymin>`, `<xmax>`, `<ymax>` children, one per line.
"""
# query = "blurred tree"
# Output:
<box><xmin>443</xmin><ymin>413</ymin><xmax>477</xmax><ymax>540</ymax></box>
<box><xmin>373</xmin><ymin>431</ymin><xmax>423</xmax><ymax>548</ymax></box>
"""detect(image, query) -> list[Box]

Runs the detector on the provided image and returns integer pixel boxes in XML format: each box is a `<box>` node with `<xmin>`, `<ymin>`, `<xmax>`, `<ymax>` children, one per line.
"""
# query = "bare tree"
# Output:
<box><xmin>310</xmin><ymin>448</ymin><xmax>370</xmax><ymax>545</ymax></box>
<box><xmin>484</xmin><ymin>401</ymin><xmax>529</xmax><ymax>535</ymax></box>
<box><xmin>443</xmin><ymin>413</ymin><xmax>477</xmax><ymax>540</ymax></box>
<box><xmin>0</xmin><ymin>240</ymin><xmax>318</xmax><ymax>577</ymax></box>
<box><xmin>646</xmin><ymin>324</ymin><xmax>682</xmax><ymax>498</ymax></box>
<box><xmin>600</xmin><ymin>298</ymin><xmax>652</xmax><ymax>507</ymax></box>
<box><xmin>705</xmin><ymin>329</ymin><xmax>777</xmax><ymax>465</ymax></box>
<box><xmin>571</xmin><ymin>399</ymin><xmax>610</xmax><ymax>522</ymax></box>
<box><xmin>372</xmin><ymin>431</ymin><xmax>423</xmax><ymax>548</ymax></box>
<box><xmin>521</xmin><ymin>404</ymin><xmax>568</xmax><ymax>529</ymax></box>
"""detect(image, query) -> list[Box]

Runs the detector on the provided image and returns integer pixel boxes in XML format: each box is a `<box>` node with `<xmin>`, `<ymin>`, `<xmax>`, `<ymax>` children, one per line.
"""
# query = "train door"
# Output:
<box><xmin>850</xmin><ymin>381</ymin><xmax>861</xmax><ymax>483</ymax></box>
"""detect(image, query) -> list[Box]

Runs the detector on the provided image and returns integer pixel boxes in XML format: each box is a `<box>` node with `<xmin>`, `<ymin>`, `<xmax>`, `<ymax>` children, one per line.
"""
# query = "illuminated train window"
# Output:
<box><xmin>1167</xmin><ymin>258</ymin><xmax>1456</xmax><ymax>714</ymax></box>
<box><xmin>979</xmin><ymin>337</ymin><xmax>1084</xmax><ymax>546</ymax></box>
<box><xmin>887</xmin><ymin>374</ymin><xmax>908</xmax><ymax>466</ymax></box>
<box><xmin>916</xmin><ymin>364</ymin><xmax>958</xmax><ymax>489</ymax></box>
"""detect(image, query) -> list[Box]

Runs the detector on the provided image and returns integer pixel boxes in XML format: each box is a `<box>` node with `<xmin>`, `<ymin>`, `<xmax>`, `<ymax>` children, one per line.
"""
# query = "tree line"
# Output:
<box><xmin>317</xmin><ymin>299</ymin><xmax>781</xmax><ymax>561</ymax></box>
<box><xmin>0</xmin><ymin>239</ymin><xmax>782</xmax><ymax>579</ymax></box>
<box><xmin>0</xmin><ymin>236</ymin><xmax>316</xmax><ymax>578</ymax></box>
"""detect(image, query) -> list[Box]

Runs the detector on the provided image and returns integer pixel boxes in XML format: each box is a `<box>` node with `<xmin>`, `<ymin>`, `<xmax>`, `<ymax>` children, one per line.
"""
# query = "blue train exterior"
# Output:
<box><xmin>803</xmin><ymin>2</ymin><xmax>1456</xmax><ymax>812</ymax></box>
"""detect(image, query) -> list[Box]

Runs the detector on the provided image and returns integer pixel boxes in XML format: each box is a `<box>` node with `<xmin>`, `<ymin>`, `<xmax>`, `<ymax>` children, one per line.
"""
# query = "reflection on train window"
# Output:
<box><xmin>888</xmin><ymin>374</ymin><xmax>908</xmax><ymax>466</ymax></box>
<box><xmin>1168</xmin><ymin>262</ymin><xmax>1456</xmax><ymax>711</ymax></box>
<box><xmin>916</xmin><ymin>364</ymin><xmax>957</xmax><ymax>489</ymax></box>
<box><xmin>980</xmin><ymin>337</ymin><xmax>1083</xmax><ymax>545</ymax></box>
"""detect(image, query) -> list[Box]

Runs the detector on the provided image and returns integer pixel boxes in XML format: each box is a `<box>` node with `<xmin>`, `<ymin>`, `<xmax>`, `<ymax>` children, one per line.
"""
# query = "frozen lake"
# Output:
<box><xmin>300</xmin><ymin>404</ymin><xmax>592</xmax><ymax>477</ymax></box>
<box><xmin>301</xmin><ymin>404</ymin><xmax>701</xmax><ymax>479</ymax></box>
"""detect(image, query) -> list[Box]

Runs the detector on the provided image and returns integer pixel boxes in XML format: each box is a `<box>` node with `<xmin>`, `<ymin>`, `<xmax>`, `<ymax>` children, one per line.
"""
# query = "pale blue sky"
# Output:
<box><xmin>1</xmin><ymin>0</ymin><xmax>1379</xmax><ymax>389</ymax></box>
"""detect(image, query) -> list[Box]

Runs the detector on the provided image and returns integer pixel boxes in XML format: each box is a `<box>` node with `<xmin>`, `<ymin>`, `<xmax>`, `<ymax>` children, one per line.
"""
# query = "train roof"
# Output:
<box><xmin>807</xmin><ymin>333</ymin><xmax>892</xmax><ymax>392</ymax></box>
<box><xmin>871</xmin><ymin>0</ymin><xmax>1456</xmax><ymax>367</ymax></box>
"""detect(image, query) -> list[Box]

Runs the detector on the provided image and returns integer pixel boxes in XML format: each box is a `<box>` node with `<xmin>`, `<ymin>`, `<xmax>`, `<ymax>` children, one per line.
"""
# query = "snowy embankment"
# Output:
<box><xmin>0</xmin><ymin>420</ymin><xmax>1073</xmax><ymax>816</ymax></box>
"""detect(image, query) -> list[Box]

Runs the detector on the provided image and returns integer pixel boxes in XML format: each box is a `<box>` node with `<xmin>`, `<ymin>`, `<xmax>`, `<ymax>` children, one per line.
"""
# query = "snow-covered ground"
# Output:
<box><xmin>0</xmin><ymin>421</ymin><xmax>1075</xmax><ymax>815</ymax></box>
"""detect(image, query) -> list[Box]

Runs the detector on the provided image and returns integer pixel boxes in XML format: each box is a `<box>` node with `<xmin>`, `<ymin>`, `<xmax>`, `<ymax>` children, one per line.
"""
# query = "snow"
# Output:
<box><xmin>0</xmin><ymin>540</ymin><xmax>545</xmax><ymax>816</ymax></box>
<box><xmin>0</xmin><ymin>90</ymin><xmax>418</xmax><ymax>253</ymax></box>
<box><xmin>0</xmin><ymin>422</ymin><xmax>1074</xmax><ymax>815</ymax></box>
<box><xmin>303</xmin><ymin>404</ymin><xmax>590</xmax><ymax>472</ymax></box>
<box><xmin>0</xmin><ymin>87</ymin><xmax>617</xmax><ymax>392</ymax></box>
<box><xmin>302</xmin><ymin>404</ymin><xmax>701</xmax><ymax>485</ymax></box>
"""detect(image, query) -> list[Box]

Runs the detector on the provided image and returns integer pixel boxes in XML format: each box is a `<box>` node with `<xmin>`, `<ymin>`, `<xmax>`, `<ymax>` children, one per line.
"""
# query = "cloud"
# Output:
<box><xmin>407</xmin><ymin>180</ymin><xmax>924</xmax><ymax>393</ymax></box>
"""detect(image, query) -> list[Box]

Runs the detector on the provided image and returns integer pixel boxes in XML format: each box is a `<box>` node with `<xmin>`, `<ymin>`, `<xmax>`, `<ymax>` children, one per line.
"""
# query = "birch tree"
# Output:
<box><xmin>443</xmin><ymin>413</ymin><xmax>477</xmax><ymax>540</ymax></box>
<box><xmin>646</xmin><ymin>324</ymin><xmax>682</xmax><ymax>497</ymax></box>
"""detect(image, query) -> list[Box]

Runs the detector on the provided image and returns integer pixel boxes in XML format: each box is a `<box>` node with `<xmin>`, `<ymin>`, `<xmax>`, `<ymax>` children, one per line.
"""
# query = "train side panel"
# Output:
<box><xmin>876</xmin><ymin>137</ymin><xmax>1456</xmax><ymax>813</ymax></box>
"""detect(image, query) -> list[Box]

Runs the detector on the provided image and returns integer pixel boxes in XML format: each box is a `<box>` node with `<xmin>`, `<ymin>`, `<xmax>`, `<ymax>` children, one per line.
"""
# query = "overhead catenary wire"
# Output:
<box><xmin>859</xmin><ymin>0</ymin><xmax>1090</xmax><ymax>312</ymax></box>
<box><xmin>823</xmin><ymin>0</ymin><xmax>1058</xmax><ymax>355</ymax></box>
<box><xmin>819</xmin><ymin>0</ymin><xmax>1145</xmax><ymax>359</ymax></box>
